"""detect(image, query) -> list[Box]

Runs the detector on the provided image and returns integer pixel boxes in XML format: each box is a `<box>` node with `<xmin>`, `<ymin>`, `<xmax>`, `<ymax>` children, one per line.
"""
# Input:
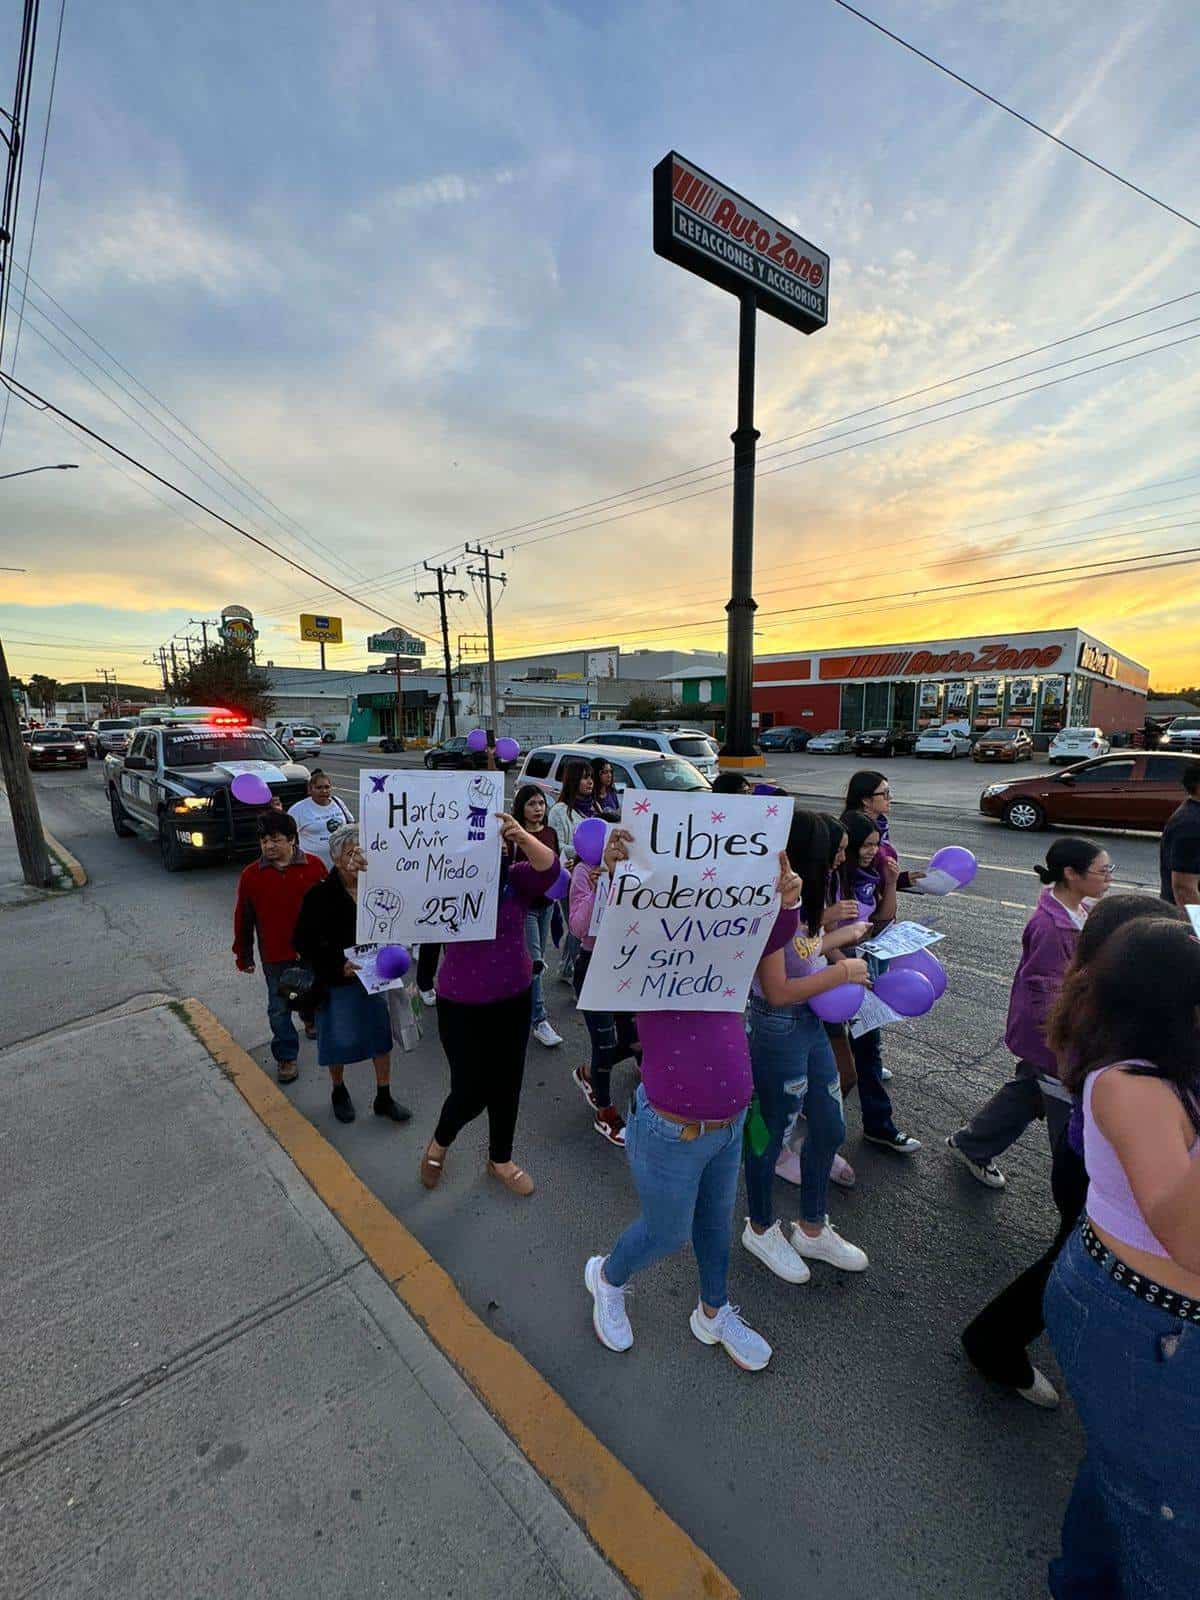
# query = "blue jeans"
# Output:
<box><xmin>605</xmin><ymin>1085</ymin><xmax>747</xmax><ymax>1309</ymax></box>
<box><xmin>262</xmin><ymin>960</ymin><xmax>299</xmax><ymax>1064</ymax></box>
<box><xmin>524</xmin><ymin>906</ymin><xmax>553</xmax><ymax>1025</ymax></box>
<box><xmin>850</xmin><ymin>1027</ymin><xmax>898</xmax><ymax>1140</ymax></box>
<box><xmin>1045</xmin><ymin>1227</ymin><xmax>1200</xmax><ymax>1598</ymax></box>
<box><xmin>744</xmin><ymin>998</ymin><xmax>844</xmax><ymax>1227</ymax></box>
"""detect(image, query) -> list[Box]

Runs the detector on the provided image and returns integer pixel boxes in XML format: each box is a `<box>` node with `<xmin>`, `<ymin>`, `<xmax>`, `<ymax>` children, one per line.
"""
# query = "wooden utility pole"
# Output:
<box><xmin>0</xmin><ymin>637</ymin><xmax>54</xmax><ymax>888</ymax></box>
<box><xmin>417</xmin><ymin>563</ymin><xmax>467</xmax><ymax>737</ymax></box>
<box><xmin>464</xmin><ymin>544</ymin><xmax>506</xmax><ymax>732</ymax></box>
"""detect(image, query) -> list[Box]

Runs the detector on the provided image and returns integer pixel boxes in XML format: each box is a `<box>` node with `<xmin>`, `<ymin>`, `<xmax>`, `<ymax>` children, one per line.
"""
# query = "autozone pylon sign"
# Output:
<box><xmin>653</xmin><ymin>151</ymin><xmax>829</xmax><ymax>335</ymax></box>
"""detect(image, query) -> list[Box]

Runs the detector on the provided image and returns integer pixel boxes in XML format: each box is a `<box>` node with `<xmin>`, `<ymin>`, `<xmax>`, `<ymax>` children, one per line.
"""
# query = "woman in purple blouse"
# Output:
<box><xmin>584</xmin><ymin>839</ymin><xmax>803</xmax><ymax>1373</ymax></box>
<box><xmin>420</xmin><ymin>810</ymin><xmax>559</xmax><ymax>1197</ymax></box>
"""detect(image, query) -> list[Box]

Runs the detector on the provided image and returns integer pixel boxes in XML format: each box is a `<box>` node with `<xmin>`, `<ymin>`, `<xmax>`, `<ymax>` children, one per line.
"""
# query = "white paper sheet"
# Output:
<box><xmin>906</xmin><ymin>867</ymin><xmax>961</xmax><ymax>896</ymax></box>
<box><xmin>344</xmin><ymin>943</ymin><xmax>409</xmax><ymax>995</ymax></box>
<box><xmin>859</xmin><ymin>920</ymin><xmax>945</xmax><ymax>960</ymax></box>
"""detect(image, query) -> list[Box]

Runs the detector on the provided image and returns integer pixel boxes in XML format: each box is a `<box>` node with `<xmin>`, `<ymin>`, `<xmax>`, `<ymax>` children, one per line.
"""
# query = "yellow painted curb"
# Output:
<box><xmin>45</xmin><ymin>826</ymin><xmax>87</xmax><ymax>887</ymax></box>
<box><xmin>181</xmin><ymin>997</ymin><xmax>739</xmax><ymax>1600</ymax></box>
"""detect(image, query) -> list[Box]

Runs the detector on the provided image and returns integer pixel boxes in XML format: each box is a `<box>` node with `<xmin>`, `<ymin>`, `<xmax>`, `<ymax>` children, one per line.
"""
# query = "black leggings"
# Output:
<box><xmin>416</xmin><ymin>943</ymin><xmax>441</xmax><ymax>992</ymax></box>
<box><xmin>433</xmin><ymin>989</ymin><xmax>532</xmax><ymax>1164</ymax></box>
<box><xmin>961</xmin><ymin>1121</ymin><xmax>1089</xmax><ymax>1389</ymax></box>
<box><xmin>572</xmin><ymin>950</ymin><xmax>638</xmax><ymax>1110</ymax></box>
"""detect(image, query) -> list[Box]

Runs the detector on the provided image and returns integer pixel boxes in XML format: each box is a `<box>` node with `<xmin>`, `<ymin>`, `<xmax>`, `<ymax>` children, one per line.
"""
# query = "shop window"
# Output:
<box><xmin>893</xmin><ymin>682</ymin><xmax>917</xmax><ymax>729</ymax></box>
<box><xmin>864</xmin><ymin>682</ymin><xmax>891</xmax><ymax>728</ymax></box>
<box><xmin>842</xmin><ymin>683</ymin><xmax>865</xmax><ymax>731</ymax></box>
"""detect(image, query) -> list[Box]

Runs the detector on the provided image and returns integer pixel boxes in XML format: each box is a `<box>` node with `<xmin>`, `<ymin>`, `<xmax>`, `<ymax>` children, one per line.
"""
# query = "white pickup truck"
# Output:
<box><xmin>104</xmin><ymin>722</ymin><xmax>310</xmax><ymax>871</ymax></box>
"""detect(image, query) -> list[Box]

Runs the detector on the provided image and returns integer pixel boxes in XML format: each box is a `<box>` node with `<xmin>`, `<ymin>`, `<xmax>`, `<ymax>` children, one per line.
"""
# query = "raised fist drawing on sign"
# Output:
<box><xmin>363</xmin><ymin>885</ymin><xmax>403</xmax><ymax>939</ymax></box>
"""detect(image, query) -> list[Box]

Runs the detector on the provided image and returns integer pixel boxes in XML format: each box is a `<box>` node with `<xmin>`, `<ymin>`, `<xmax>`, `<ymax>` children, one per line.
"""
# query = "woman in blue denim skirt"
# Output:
<box><xmin>741</xmin><ymin>810</ymin><xmax>873</xmax><ymax>1286</ymax></box>
<box><xmin>1044</xmin><ymin>917</ymin><xmax>1200</xmax><ymax>1598</ymax></box>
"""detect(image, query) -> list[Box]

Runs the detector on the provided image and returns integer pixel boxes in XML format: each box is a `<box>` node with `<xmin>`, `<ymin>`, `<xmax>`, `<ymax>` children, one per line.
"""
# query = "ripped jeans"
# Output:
<box><xmin>743</xmin><ymin>997</ymin><xmax>845</xmax><ymax>1228</ymax></box>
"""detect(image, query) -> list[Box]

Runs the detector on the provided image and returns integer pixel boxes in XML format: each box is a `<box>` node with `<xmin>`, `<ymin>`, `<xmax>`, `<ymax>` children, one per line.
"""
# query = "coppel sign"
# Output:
<box><xmin>653</xmin><ymin>152</ymin><xmax>829</xmax><ymax>335</ymax></box>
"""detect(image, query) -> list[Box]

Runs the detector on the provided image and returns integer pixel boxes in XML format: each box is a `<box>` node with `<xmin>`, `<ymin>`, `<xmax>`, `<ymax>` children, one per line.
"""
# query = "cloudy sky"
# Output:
<box><xmin>2</xmin><ymin>0</ymin><xmax>1198</xmax><ymax>690</ymax></box>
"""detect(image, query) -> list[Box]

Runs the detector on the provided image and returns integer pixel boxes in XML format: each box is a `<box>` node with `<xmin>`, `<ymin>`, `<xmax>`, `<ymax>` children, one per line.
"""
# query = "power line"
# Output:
<box><xmin>0</xmin><ymin>0</ymin><xmax>63</xmax><ymax>449</ymax></box>
<box><xmin>830</xmin><ymin>0</ymin><xmax>1200</xmax><ymax>232</ymax></box>
<box><xmin>307</xmin><ymin>288</ymin><xmax>1200</xmax><ymax>604</ymax></box>
<box><xmin>0</xmin><ymin>365</ymin><xmax>435</xmax><ymax>639</ymax></box>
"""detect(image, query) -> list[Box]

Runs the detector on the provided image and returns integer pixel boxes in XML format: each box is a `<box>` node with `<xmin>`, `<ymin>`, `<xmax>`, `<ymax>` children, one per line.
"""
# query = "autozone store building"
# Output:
<box><xmin>752</xmin><ymin>629</ymin><xmax>1149</xmax><ymax>744</ymax></box>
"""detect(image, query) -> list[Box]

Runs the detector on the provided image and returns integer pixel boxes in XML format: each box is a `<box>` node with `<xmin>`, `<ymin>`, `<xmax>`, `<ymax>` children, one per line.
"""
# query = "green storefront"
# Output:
<box><xmin>353</xmin><ymin>689</ymin><xmax>437</xmax><ymax>743</ymax></box>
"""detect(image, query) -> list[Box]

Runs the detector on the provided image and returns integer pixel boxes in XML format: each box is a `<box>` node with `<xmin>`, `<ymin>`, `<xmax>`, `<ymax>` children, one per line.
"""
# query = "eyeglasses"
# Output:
<box><xmin>873</xmin><ymin>787</ymin><xmax>892</xmax><ymax>798</ymax></box>
<box><xmin>1091</xmin><ymin>862</ymin><xmax>1116</xmax><ymax>877</ymax></box>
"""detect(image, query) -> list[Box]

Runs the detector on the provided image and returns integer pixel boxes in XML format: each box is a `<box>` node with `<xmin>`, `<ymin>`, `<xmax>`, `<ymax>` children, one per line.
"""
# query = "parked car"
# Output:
<box><xmin>972</xmin><ymin>728</ymin><xmax>1035</xmax><ymax>764</ymax></box>
<box><xmin>516</xmin><ymin>741</ymin><xmax>710</xmax><ymax>801</ymax></box>
<box><xmin>274</xmin><ymin>722</ymin><xmax>324</xmax><ymax>759</ymax></box>
<box><xmin>85</xmin><ymin>717</ymin><xmax>138</xmax><ymax>759</ymax></box>
<box><xmin>914</xmin><ymin>725</ymin><xmax>974</xmax><ymax>759</ymax></box>
<box><xmin>1048</xmin><ymin>726</ymin><xmax>1110</xmax><ymax>764</ymax></box>
<box><xmin>852</xmin><ymin>727</ymin><xmax>917</xmax><ymax>758</ymax></box>
<box><xmin>980</xmin><ymin>751</ymin><xmax>1200</xmax><ymax>832</ymax></box>
<box><xmin>27</xmin><ymin>729</ymin><xmax>89</xmax><ymax>770</ymax></box>
<box><xmin>422</xmin><ymin>735</ymin><xmax>520</xmax><ymax>771</ymax></box>
<box><xmin>579</xmin><ymin>728</ymin><xmax>719</xmax><ymax>782</ymax></box>
<box><xmin>808</xmin><ymin>729</ymin><xmax>854</xmax><ymax>754</ymax></box>
<box><xmin>1157</xmin><ymin>716</ymin><xmax>1200</xmax><ymax>754</ymax></box>
<box><xmin>758</xmin><ymin>725</ymin><xmax>810</xmax><ymax>753</ymax></box>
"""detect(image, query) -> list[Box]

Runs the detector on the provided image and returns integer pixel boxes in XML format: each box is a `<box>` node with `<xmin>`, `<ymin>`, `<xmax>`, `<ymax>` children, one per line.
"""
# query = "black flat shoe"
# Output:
<box><xmin>331</xmin><ymin>1084</ymin><xmax>356</xmax><ymax>1124</ymax></box>
<box><xmin>373</xmin><ymin>1089</ymin><xmax>412</xmax><ymax>1123</ymax></box>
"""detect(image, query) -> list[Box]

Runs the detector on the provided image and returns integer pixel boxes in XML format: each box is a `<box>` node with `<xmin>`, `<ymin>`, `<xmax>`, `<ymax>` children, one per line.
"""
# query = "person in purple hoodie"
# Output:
<box><xmin>947</xmin><ymin>838</ymin><xmax>1112</xmax><ymax>1191</ymax></box>
<box><xmin>419</xmin><ymin>810</ymin><xmax>559</xmax><ymax>1198</ymax></box>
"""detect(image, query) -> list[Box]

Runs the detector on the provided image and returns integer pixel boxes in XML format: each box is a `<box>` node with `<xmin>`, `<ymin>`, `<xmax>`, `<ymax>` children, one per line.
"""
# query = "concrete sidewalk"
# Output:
<box><xmin>1</xmin><ymin>1000</ymin><xmax>632</xmax><ymax>1600</ymax></box>
<box><xmin>0</xmin><ymin>786</ymin><xmax>83</xmax><ymax>905</ymax></box>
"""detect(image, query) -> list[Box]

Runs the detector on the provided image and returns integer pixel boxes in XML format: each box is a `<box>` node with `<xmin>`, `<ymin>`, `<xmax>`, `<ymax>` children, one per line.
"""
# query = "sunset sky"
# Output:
<box><xmin>2</xmin><ymin>0</ymin><xmax>1198</xmax><ymax>690</ymax></box>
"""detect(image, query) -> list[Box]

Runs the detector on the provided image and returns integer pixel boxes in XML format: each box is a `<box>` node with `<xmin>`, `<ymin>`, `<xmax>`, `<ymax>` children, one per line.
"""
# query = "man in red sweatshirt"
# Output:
<box><xmin>233</xmin><ymin>812</ymin><xmax>326</xmax><ymax>1082</ymax></box>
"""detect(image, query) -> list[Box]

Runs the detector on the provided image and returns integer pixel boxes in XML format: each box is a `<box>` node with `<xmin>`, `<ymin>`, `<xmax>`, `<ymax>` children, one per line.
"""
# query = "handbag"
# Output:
<box><xmin>275</xmin><ymin>964</ymin><xmax>317</xmax><ymax>1011</ymax></box>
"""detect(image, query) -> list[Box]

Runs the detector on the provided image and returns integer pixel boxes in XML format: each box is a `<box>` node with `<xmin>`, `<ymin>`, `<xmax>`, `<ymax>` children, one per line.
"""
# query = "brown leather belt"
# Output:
<box><xmin>650</xmin><ymin>1104</ymin><xmax>738</xmax><ymax>1141</ymax></box>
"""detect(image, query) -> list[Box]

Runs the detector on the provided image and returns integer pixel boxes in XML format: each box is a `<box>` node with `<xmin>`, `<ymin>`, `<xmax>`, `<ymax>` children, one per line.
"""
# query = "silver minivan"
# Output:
<box><xmin>515</xmin><ymin>741</ymin><xmax>711</xmax><ymax>801</ymax></box>
<box><xmin>578</xmin><ymin>727</ymin><xmax>720</xmax><ymax>781</ymax></box>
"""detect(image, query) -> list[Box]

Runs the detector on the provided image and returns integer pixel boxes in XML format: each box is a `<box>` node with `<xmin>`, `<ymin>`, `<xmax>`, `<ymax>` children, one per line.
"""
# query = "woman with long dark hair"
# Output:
<box><xmin>833</xmin><ymin>809</ymin><xmax>922</xmax><ymax>1156</ymax></box>
<box><xmin>549</xmin><ymin>759</ymin><xmax>596</xmax><ymax>985</ymax></box>
<box><xmin>591</xmin><ymin>757</ymin><xmax>622</xmax><ymax>819</ymax></box>
<box><xmin>1043</xmin><ymin>918</ymin><xmax>1200</xmax><ymax>1597</ymax></box>
<box><xmin>843</xmin><ymin>770</ymin><xmax>924</xmax><ymax>891</ymax></box>
<box><xmin>511</xmin><ymin>784</ymin><xmax>563</xmax><ymax>1050</ymax></box>
<box><xmin>961</xmin><ymin>894</ymin><xmax>1185</xmax><ymax>1407</ymax></box>
<box><xmin>948</xmin><ymin>837</ymin><xmax>1111</xmax><ymax>1189</ymax></box>
<box><xmin>741</xmin><ymin>809</ymin><xmax>873</xmax><ymax>1284</ymax></box>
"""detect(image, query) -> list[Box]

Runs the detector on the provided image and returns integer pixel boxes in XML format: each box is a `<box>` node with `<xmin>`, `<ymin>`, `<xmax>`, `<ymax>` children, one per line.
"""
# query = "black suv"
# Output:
<box><xmin>852</xmin><ymin>727</ymin><xmax>917</xmax><ymax>758</ymax></box>
<box><xmin>423</xmin><ymin>735</ymin><xmax>520</xmax><ymax>771</ymax></box>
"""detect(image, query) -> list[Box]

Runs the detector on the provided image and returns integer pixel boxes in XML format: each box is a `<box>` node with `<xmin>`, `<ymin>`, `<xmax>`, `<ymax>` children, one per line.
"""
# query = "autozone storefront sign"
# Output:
<box><xmin>653</xmin><ymin>152</ymin><xmax>829</xmax><ymax>335</ymax></box>
<box><xmin>819</xmin><ymin>642</ymin><xmax>1064</xmax><ymax>681</ymax></box>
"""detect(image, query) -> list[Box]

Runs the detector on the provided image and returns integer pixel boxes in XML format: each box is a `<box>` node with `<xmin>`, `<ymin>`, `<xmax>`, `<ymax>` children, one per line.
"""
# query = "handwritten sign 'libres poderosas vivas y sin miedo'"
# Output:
<box><xmin>355</xmin><ymin>770</ymin><xmax>502</xmax><ymax>946</ymax></box>
<box><xmin>578</xmin><ymin>791</ymin><xmax>792</xmax><ymax>1013</ymax></box>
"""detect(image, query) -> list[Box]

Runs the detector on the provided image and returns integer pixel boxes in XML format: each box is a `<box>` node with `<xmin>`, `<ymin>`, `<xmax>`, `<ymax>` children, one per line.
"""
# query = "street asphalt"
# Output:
<box><xmin>9</xmin><ymin>754</ymin><xmax>1168</xmax><ymax>1599</ymax></box>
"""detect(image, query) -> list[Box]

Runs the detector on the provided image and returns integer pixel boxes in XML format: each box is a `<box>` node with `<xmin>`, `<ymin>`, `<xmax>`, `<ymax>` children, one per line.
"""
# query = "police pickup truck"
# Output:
<box><xmin>104</xmin><ymin>721</ymin><xmax>311</xmax><ymax>871</ymax></box>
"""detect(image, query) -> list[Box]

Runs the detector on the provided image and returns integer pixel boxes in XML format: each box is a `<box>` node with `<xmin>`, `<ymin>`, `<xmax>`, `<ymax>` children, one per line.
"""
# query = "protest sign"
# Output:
<box><xmin>577</xmin><ymin>791</ymin><xmax>792</xmax><ymax>1013</ymax></box>
<box><xmin>356</xmin><ymin>769</ymin><xmax>502</xmax><ymax>946</ymax></box>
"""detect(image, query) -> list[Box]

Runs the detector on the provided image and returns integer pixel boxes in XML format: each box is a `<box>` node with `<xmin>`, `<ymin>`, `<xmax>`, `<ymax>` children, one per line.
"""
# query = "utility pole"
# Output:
<box><xmin>158</xmin><ymin>647</ymin><xmax>171</xmax><ymax>701</ymax></box>
<box><xmin>169</xmin><ymin>642</ymin><xmax>180</xmax><ymax>695</ymax></box>
<box><xmin>189</xmin><ymin>617</ymin><xmax>218</xmax><ymax>655</ymax></box>
<box><xmin>417</xmin><ymin>563</ymin><xmax>467</xmax><ymax>737</ymax></box>
<box><xmin>464</xmin><ymin>545</ymin><xmax>506</xmax><ymax>732</ymax></box>
<box><xmin>0</xmin><ymin>636</ymin><xmax>54</xmax><ymax>888</ymax></box>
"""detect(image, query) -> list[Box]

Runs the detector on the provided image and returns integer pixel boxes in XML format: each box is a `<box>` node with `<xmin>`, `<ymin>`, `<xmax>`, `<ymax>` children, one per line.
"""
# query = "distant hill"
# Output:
<box><xmin>58</xmin><ymin>680</ymin><xmax>160</xmax><ymax>703</ymax></box>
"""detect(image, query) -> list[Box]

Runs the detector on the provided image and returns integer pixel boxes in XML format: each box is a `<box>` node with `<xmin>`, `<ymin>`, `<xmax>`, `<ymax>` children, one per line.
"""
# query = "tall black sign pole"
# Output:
<box><xmin>652</xmin><ymin>151</ymin><xmax>828</xmax><ymax>770</ymax></box>
<box><xmin>724</xmin><ymin>291</ymin><xmax>760</xmax><ymax>764</ymax></box>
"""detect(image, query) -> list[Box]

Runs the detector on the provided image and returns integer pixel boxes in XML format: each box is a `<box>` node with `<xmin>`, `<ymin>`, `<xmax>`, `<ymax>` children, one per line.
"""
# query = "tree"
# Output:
<box><xmin>29</xmin><ymin>674</ymin><xmax>59</xmax><ymax>715</ymax></box>
<box><xmin>620</xmin><ymin>693</ymin><xmax>666</xmax><ymax>722</ymax></box>
<box><xmin>173</xmin><ymin>643</ymin><xmax>274</xmax><ymax>725</ymax></box>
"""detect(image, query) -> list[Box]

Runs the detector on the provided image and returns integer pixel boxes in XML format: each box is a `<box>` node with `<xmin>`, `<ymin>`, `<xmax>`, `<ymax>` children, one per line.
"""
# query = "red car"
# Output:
<box><xmin>27</xmin><ymin>730</ymin><xmax>89</xmax><ymax>770</ymax></box>
<box><xmin>980</xmin><ymin>751</ymin><xmax>1200</xmax><ymax>831</ymax></box>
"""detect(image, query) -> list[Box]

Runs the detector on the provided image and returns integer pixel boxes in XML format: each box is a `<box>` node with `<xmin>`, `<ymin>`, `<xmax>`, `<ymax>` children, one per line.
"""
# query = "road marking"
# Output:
<box><xmin>905</xmin><ymin>851</ymin><xmax>1146</xmax><ymax>893</ymax></box>
<box><xmin>182</xmin><ymin>999</ymin><xmax>736</xmax><ymax>1600</ymax></box>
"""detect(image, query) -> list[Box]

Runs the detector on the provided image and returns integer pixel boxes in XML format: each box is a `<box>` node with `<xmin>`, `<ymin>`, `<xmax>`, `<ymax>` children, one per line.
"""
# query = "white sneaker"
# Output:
<box><xmin>1017</xmin><ymin>1367</ymin><xmax>1060</xmax><ymax>1409</ymax></box>
<box><xmin>830</xmin><ymin>1153</ymin><xmax>857</xmax><ymax>1189</ymax></box>
<box><xmin>881</xmin><ymin>1065</ymin><xmax>893</xmax><ymax>1082</ymax></box>
<box><xmin>790</xmin><ymin>1219</ymin><xmax>869</xmax><ymax>1273</ymax></box>
<box><xmin>689</xmin><ymin>1302</ymin><xmax>772</xmax><ymax>1371</ymax></box>
<box><xmin>741</xmin><ymin>1220</ymin><xmax>811</xmax><ymax>1284</ymax></box>
<box><xmin>419</xmin><ymin>989</ymin><xmax>437</xmax><ymax>1007</ymax></box>
<box><xmin>774</xmin><ymin>1147</ymin><xmax>803</xmax><ymax>1186</ymax></box>
<box><xmin>533</xmin><ymin>1019</ymin><xmax>563</xmax><ymax>1048</ymax></box>
<box><xmin>585</xmin><ymin>1256</ymin><xmax>633</xmax><ymax>1352</ymax></box>
<box><xmin>946</xmin><ymin>1134</ymin><xmax>1007</xmax><ymax>1189</ymax></box>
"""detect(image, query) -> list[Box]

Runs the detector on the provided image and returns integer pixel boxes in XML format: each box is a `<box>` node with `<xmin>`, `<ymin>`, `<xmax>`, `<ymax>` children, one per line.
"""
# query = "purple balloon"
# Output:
<box><xmin>572</xmin><ymin>816</ymin><xmax>608</xmax><ymax>867</ymax></box>
<box><xmin>753</xmin><ymin>782</ymin><xmax>785</xmax><ymax>796</ymax></box>
<box><xmin>230</xmin><ymin>772</ymin><xmax>272</xmax><ymax>806</ymax></box>
<box><xmin>928</xmin><ymin>845</ymin><xmax>978</xmax><ymax>887</ymax></box>
<box><xmin>887</xmin><ymin>946</ymin><xmax>947</xmax><ymax>999</ymax></box>
<box><xmin>494</xmin><ymin>736</ymin><xmax>520</xmax><ymax>764</ymax></box>
<box><xmin>545</xmin><ymin>865</ymin><xmax>571</xmax><ymax>902</ymax></box>
<box><xmin>809</xmin><ymin>982</ymin><xmax>866</xmax><ymax>1024</ymax></box>
<box><xmin>465</xmin><ymin>728</ymin><xmax>488</xmax><ymax>753</ymax></box>
<box><xmin>875</xmin><ymin>968</ymin><xmax>936</xmax><ymax>1017</ymax></box>
<box><xmin>376</xmin><ymin>944</ymin><xmax>411</xmax><ymax>981</ymax></box>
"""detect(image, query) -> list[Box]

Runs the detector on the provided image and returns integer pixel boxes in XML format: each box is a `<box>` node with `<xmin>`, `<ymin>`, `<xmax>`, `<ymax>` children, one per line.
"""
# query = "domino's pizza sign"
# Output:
<box><xmin>653</xmin><ymin>152</ymin><xmax>829</xmax><ymax>335</ymax></box>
